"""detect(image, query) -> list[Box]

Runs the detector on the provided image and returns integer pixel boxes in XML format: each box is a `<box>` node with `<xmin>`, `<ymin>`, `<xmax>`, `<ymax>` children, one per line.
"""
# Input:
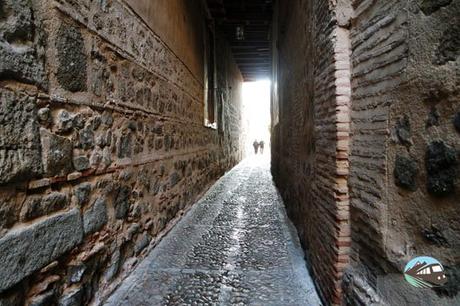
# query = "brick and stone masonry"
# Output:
<box><xmin>0</xmin><ymin>0</ymin><xmax>244</xmax><ymax>305</ymax></box>
<box><xmin>1</xmin><ymin>0</ymin><xmax>459</xmax><ymax>305</ymax></box>
<box><xmin>344</xmin><ymin>1</ymin><xmax>460</xmax><ymax>305</ymax></box>
<box><xmin>272</xmin><ymin>0</ymin><xmax>460</xmax><ymax>305</ymax></box>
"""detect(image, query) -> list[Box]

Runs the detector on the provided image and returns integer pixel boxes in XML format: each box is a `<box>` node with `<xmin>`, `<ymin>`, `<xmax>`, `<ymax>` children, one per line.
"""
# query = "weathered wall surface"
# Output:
<box><xmin>0</xmin><ymin>0</ymin><xmax>243</xmax><ymax>305</ymax></box>
<box><xmin>272</xmin><ymin>0</ymin><xmax>351</xmax><ymax>304</ymax></box>
<box><xmin>273</xmin><ymin>0</ymin><xmax>460</xmax><ymax>305</ymax></box>
<box><xmin>344</xmin><ymin>0</ymin><xmax>460</xmax><ymax>305</ymax></box>
<box><xmin>124</xmin><ymin>0</ymin><xmax>205</xmax><ymax>82</ymax></box>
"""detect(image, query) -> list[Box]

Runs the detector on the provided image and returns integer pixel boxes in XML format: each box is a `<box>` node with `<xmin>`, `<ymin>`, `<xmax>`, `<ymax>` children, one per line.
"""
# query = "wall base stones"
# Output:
<box><xmin>0</xmin><ymin>209</ymin><xmax>83</xmax><ymax>292</ymax></box>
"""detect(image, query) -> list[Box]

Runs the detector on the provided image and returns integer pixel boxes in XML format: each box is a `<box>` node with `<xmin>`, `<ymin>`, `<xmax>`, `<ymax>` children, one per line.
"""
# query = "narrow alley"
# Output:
<box><xmin>0</xmin><ymin>0</ymin><xmax>459</xmax><ymax>305</ymax></box>
<box><xmin>104</xmin><ymin>157</ymin><xmax>321</xmax><ymax>305</ymax></box>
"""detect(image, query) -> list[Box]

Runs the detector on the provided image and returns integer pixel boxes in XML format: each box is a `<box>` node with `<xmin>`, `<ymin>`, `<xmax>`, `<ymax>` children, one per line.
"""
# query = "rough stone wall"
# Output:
<box><xmin>272</xmin><ymin>0</ymin><xmax>352</xmax><ymax>304</ymax></box>
<box><xmin>0</xmin><ymin>0</ymin><xmax>243</xmax><ymax>305</ymax></box>
<box><xmin>344</xmin><ymin>0</ymin><xmax>460</xmax><ymax>305</ymax></box>
<box><xmin>123</xmin><ymin>0</ymin><xmax>205</xmax><ymax>82</ymax></box>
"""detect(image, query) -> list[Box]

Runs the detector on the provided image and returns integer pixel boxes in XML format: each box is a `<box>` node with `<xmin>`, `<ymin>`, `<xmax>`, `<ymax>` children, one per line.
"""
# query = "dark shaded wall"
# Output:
<box><xmin>0</xmin><ymin>0</ymin><xmax>243</xmax><ymax>305</ymax></box>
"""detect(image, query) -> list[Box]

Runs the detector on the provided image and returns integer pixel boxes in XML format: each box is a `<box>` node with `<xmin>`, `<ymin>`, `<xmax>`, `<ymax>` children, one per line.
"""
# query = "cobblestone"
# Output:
<box><xmin>104</xmin><ymin>158</ymin><xmax>322</xmax><ymax>305</ymax></box>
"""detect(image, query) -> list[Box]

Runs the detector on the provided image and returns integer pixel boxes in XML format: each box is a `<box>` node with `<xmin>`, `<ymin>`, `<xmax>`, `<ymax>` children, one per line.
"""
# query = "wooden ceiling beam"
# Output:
<box><xmin>206</xmin><ymin>0</ymin><xmax>272</xmax><ymax>80</ymax></box>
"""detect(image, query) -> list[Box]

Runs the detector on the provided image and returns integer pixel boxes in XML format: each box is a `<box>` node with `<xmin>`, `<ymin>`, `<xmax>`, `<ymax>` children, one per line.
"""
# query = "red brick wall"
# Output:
<box><xmin>272</xmin><ymin>0</ymin><xmax>352</xmax><ymax>304</ymax></box>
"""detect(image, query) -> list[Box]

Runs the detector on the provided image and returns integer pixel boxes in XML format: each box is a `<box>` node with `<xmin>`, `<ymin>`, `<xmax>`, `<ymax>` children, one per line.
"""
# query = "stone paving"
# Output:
<box><xmin>104</xmin><ymin>157</ymin><xmax>322</xmax><ymax>306</ymax></box>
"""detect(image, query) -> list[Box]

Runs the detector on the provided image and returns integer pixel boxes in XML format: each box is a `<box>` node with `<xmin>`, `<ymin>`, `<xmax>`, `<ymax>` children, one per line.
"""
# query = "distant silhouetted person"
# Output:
<box><xmin>259</xmin><ymin>140</ymin><xmax>265</xmax><ymax>154</ymax></box>
<box><xmin>253</xmin><ymin>140</ymin><xmax>259</xmax><ymax>154</ymax></box>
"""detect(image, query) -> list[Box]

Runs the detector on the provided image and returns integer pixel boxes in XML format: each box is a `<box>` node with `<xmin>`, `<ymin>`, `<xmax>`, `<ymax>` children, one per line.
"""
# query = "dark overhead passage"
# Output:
<box><xmin>207</xmin><ymin>0</ymin><xmax>273</xmax><ymax>82</ymax></box>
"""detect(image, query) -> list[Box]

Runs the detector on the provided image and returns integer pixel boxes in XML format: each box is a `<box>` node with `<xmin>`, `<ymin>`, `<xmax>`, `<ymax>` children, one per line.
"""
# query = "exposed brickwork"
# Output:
<box><xmin>347</xmin><ymin>0</ymin><xmax>408</xmax><ymax>294</ymax></box>
<box><xmin>271</xmin><ymin>1</ymin><xmax>352</xmax><ymax>304</ymax></box>
<box><xmin>0</xmin><ymin>0</ymin><xmax>243</xmax><ymax>305</ymax></box>
<box><xmin>273</xmin><ymin>0</ymin><xmax>460</xmax><ymax>305</ymax></box>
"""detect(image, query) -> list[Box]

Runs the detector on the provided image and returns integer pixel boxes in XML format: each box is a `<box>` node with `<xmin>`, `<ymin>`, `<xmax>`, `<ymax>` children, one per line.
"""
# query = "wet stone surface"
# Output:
<box><xmin>104</xmin><ymin>158</ymin><xmax>321</xmax><ymax>306</ymax></box>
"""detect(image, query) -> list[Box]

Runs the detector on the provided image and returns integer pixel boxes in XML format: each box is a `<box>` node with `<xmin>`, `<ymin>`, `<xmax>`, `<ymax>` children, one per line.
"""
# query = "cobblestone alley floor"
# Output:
<box><xmin>104</xmin><ymin>157</ymin><xmax>322</xmax><ymax>305</ymax></box>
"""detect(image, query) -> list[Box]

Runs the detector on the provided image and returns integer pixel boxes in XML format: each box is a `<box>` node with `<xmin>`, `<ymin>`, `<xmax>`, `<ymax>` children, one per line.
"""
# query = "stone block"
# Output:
<box><xmin>101</xmin><ymin>111</ymin><xmax>113</xmax><ymax>127</ymax></box>
<box><xmin>58</xmin><ymin>287</ymin><xmax>83</xmax><ymax>306</ymax></box>
<box><xmin>134</xmin><ymin>233</ymin><xmax>150</xmax><ymax>254</ymax></box>
<box><xmin>74</xmin><ymin>183</ymin><xmax>91</xmax><ymax>206</ymax></box>
<box><xmin>56</xmin><ymin>23</ymin><xmax>87</xmax><ymax>92</ymax></box>
<box><xmin>42</xmin><ymin>192</ymin><xmax>67</xmax><ymax>210</ymax></box>
<box><xmin>89</xmin><ymin>116</ymin><xmax>102</xmax><ymax>131</ymax></box>
<box><xmin>89</xmin><ymin>150</ymin><xmax>101</xmax><ymax>166</ymax></box>
<box><xmin>20</xmin><ymin>196</ymin><xmax>41</xmax><ymax>221</ymax></box>
<box><xmin>0</xmin><ymin>0</ymin><xmax>47</xmax><ymax>87</ymax></box>
<box><xmin>425</xmin><ymin>141</ymin><xmax>458</xmax><ymax>196</ymax></box>
<box><xmin>102</xmin><ymin>147</ymin><xmax>112</xmax><ymax>167</ymax></box>
<box><xmin>67</xmin><ymin>172</ymin><xmax>82</xmax><ymax>181</ymax></box>
<box><xmin>68</xmin><ymin>264</ymin><xmax>86</xmax><ymax>284</ymax></box>
<box><xmin>40</xmin><ymin>129</ymin><xmax>73</xmax><ymax>177</ymax></box>
<box><xmin>20</xmin><ymin>192</ymin><xmax>68</xmax><ymax>221</ymax></box>
<box><xmin>37</xmin><ymin>107</ymin><xmax>51</xmax><ymax>126</ymax></box>
<box><xmin>73</xmin><ymin>156</ymin><xmax>90</xmax><ymax>171</ymax></box>
<box><xmin>96</xmin><ymin>132</ymin><xmax>109</xmax><ymax>148</ymax></box>
<box><xmin>56</xmin><ymin>110</ymin><xmax>74</xmax><ymax>133</ymax></box>
<box><xmin>114</xmin><ymin>185</ymin><xmax>131</xmax><ymax>219</ymax></box>
<box><xmin>0</xmin><ymin>209</ymin><xmax>83</xmax><ymax>292</ymax></box>
<box><xmin>395</xmin><ymin>115</ymin><xmax>411</xmax><ymax>146</ymax></box>
<box><xmin>72</xmin><ymin>113</ymin><xmax>85</xmax><ymax>130</ymax></box>
<box><xmin>117</xmin><ymin>133</ymin><xmax>132</xmax><ymax>158</ymax></box>
<box><xmin>104</xmin><ymin>249</ymin><xmax>121</xmax><ymax>281</ymax></box>
<box><xmin>28</xmin><ymin>180</ymin><xmax>51</xmax><ymax>192</ymax></box>
<box><xmin>0</xmin><ymin>89</ymin><xmax>42</xmax><ymax>184</ymax></box>
<box><xmin>0</xmin><ymin>189</ymin><xmax>18</xmax><ymax>229</ymax></box>
<box><xmin>83</xmin><ymin>197</ymin><xmax>108</xmax><ymax>235</ymax></box>
<box><xmin>79</xmin><ymin>128</ymin><xmax>94</xmax><ymax>150</ymax></box>
<box><xmin>394</xmin><ymin>155</ymin><xmax>418</xmax><ymax>191</ymax></box>
<box><xmin>169</xmin><ymin>172</ymin><xmax>180</xmax><ymax>188</ymax></box>
<box><xmin>126</xmin><ymin>223</ymin><xmax>141</xmax><ymax>240</ymax></box>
